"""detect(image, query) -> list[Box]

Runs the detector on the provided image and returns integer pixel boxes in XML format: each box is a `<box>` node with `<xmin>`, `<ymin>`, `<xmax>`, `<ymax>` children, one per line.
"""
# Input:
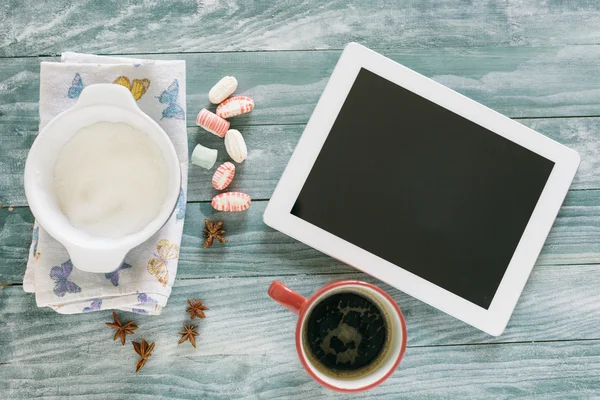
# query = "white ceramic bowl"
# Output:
<box><xmin>24</xmin><ymin>84</ymin><xmax>181</xmax><ymax>273</ymax></box>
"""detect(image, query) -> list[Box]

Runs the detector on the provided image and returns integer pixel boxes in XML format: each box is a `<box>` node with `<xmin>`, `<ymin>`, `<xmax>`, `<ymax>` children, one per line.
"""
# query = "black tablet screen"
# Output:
<box><xmin>291</xmin><ymin>68</ymin><xmax>554</xmax><ymax>309</ymax></box>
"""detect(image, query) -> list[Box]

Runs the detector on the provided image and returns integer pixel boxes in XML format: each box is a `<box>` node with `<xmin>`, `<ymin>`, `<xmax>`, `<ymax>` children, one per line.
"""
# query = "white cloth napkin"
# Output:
<box><xmin>23</xmin><ymin>52</ymin><xmax>188</xmax><ymax>315</ymax></box>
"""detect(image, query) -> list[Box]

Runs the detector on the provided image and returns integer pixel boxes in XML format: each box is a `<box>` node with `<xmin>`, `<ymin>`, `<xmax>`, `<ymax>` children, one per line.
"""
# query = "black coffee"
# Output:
<box><xmin>304</xmin><ymin>292</ymin><xmax>388</xmax><ymax>375</ymax></box>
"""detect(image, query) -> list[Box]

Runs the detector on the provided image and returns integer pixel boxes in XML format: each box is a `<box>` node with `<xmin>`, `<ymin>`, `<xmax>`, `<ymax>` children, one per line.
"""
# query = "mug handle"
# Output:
<box><xmin>268</xmin><ymin>281</ymin><xmax>308</xmax><ymax>315</ymax></box>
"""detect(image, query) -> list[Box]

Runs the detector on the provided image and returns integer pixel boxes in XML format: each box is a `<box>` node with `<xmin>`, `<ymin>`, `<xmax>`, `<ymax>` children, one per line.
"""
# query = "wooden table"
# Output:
<box><xmin>1</xmin><ymin>2</ymin><xmax>600</xmax><ymax>398</ymax></box>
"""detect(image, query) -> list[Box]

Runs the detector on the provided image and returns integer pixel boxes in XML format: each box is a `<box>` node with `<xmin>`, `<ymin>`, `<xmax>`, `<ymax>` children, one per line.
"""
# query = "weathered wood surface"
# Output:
<box><xmin>2</xmin><ymin>1</ymin><xmax>600</xmax><ymax>398</ymax></box>
<box><xmin>1</xmin><ymin>271</ymin><xmax>600</xmax><ymax>399</ymax></box>
<box><xmin>3</xmin><ymin>47</ymin><xmax>600</xmax><ymax>206</ymax></box>
<box><xmin>3</xmin><ymin>46</ymin><xmax>600</xmax><ymax>132</ymax></box>
<box><xmin>1</xmin><ymin>189</ymin><xmax>599</xmax><ymax>284</ymax></box>
<box><xmin>2</xmin><ymin>339</ymin><xmax>599</xmax><ymax>399</ymax></box>
<box><xmin>1</xmin><ymin>116</ymin><xmax>600</xmax><ymax>207</ymax></box>
<box><xmin>3</xmin><ymin>265</ymin><xmax>600</xmax><ymax>350</ymax></box>
<box><xmin>2</xmin><ymin>0</ymin><xmax>600</xmax><ymax>57</ymax></box>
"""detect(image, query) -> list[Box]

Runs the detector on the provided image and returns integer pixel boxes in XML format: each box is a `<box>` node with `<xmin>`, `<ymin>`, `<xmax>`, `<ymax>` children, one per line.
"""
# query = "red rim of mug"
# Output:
<box><xmin>294</xmin><ymin>280</ymin><xmax>408</xmax><ymax>393</ymax></box>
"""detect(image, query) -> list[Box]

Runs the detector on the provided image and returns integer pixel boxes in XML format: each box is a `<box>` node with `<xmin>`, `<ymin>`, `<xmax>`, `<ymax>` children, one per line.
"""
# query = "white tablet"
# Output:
<box><xmin>264</xmin><ymin>43</ymin><xmax>580</xmax><ymax>336</ymax></box>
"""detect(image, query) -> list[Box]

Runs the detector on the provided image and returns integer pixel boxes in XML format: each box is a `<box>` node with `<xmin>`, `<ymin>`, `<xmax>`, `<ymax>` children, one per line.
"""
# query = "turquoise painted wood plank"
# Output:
<box><xmin>1</xmin><ymin>266</ymin><xmax>600</xmax><ymax>353</ymax></box>
<box><xmin>1</xmin><ymin>190</ymin><xmax>599</xmax><ymax>284</ymax></box>
<box><xmin>1</xmin><ymin>115</ymin><xmax>600</xmax><ymax>207</ymax></box>
<box><xmin>2</xmin><ymin>340</ymin><xmax>600</xmax><ymax>399</ymax></box>
<box><xmin>2</xmin><ymin>0</ymin><xmax>600</xmax><ymax>57</ymax></box>
<box><xmin>3</xmin><ymin>46</ymin><xmax>600</xmax><ymax>134</ymax></box>
<box><xmin>1</xmin><ymin>271</ymin><xmax>600</xmax><ymax>399</ymax></box>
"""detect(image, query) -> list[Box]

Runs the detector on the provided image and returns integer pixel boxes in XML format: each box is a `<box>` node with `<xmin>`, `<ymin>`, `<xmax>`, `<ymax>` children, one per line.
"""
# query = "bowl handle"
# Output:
<box><xmin>74</xmin><ymin>83</ymin><xmax>138</xmax><ymax>111</ymax></box>
<box><xmin>66</xmin><ymin>244</ymin><xmax>129</xmax><ymax>274</ymax></box>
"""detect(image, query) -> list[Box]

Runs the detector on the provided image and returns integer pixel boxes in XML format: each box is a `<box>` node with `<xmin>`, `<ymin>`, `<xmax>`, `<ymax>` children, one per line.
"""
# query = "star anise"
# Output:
<box><xmin>177</xmin><ymin>323</ymin><xmax>200</xmax><ymax>348</ymax></box>
<box><xmin>203</xmin><ymin>220</ymin><xmax>227</xmax><ymax>248</ymax></box>
<box><xmin>186</xmin><ymin>298</ymin><xmax>209</xmax><ymax>319</ymax></box>
<box><xmin>132</xmin><ymin>339</ymin><xmax>155</xmax><ymax>372</ymax></box>
<box><xmin>105</xmin><ymin>311</ymin><xmax>138</xmax><ymax>346</ymax></box>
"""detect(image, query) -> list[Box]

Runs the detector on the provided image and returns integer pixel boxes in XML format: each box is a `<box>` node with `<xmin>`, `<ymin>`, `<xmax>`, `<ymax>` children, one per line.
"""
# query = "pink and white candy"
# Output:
<box><xmin>212</xmin><ymin>162</ymin><xmax>236</xmax><ymax>190</ymax></box>
<box><xmin>216</xmin><ymin>96</ymin><xmax>254</xmax><ymax>119</ymax></box>
<box><xmin>211</xmin><ymin>192</ymin><xmax>251</xmax><ymax>212</ymax></box>
<box><xmin>196</xmin><ymin>109</ymin><xmax>230</xmax><ymax>138</ymax></box>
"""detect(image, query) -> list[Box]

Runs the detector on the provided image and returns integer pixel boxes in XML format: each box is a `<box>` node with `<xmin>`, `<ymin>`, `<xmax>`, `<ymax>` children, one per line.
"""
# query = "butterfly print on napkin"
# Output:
<box><xmin>138</xmin><ymin>293</ymin><xmax>158</xmax><ymax>304</ymax></box>
<box><xmin>83</xmin><ymin>298</ymin><xmax>102</xmax><ymax>312</ymax></box>
<box><xmin>113</xmin><ymin>76</ymin><xmax>151</xmax><ymax>100</ymax></box>
<box><xmin>31</xmin><ymin>226</ymin><xmax>40</xmax><ymax>261</ymax></box>
<box><xmin>156</xmin><ymin>79</ymin><xmax>185</xmax><ymax>120</ymax></box>
<box><xmin>175</xmin><ymin>188</ymin><xmax>186</xmax><ymax>221</ymax></box>
<box><xmin>67</xmin><ymin>73</ymin><xmax>84</xmax><ymax>99</ymax></box>
<box><xmin>50</xmin><ymin>260</ymin><xmax>82</xmax><ymax>297</ymax></box>
<box><xmin>105</xmin><ymin>262</ymin><xmax>133</xmax><ymax>286</ymax></box>
<box><xmin>147</xmin><ymin>239</ymin><xmax>179</xmax><ymax>287</ymax></box>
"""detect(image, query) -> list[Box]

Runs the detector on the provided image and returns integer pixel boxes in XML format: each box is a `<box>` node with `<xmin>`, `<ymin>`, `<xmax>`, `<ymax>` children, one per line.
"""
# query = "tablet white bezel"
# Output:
<box><xmin>263</xmin><ymin>42</ymin><xmax>580</xmax><ymax>336</ymax></box>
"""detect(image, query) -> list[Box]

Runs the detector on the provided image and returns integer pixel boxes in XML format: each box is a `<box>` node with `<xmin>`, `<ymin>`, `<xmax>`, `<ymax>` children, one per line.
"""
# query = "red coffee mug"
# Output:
<box><xmin>268</xmin><ymin>280</ymin><xmax>407</xmax><ymax>392</ymax></box>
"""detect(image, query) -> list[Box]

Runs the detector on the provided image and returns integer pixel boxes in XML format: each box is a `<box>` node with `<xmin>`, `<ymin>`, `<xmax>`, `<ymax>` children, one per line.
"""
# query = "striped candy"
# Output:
<box><xmin>212</xmin><ymin>162</ymin><xmax>236</xmax><ymax>190</ymax></box>
<box><xmin>216</xmin><ymin>96</ymin><xmax>254</xmax><ymax>119</ymax></box>
<box><xmin>196</xmin><ymin>109</ymin><xmax>230</xmax><ymax>138</ymax></box>
<box><xmin>211</xmin><ymin>192</ymin><xmax>251</xmax><ymax>212</ymax></box>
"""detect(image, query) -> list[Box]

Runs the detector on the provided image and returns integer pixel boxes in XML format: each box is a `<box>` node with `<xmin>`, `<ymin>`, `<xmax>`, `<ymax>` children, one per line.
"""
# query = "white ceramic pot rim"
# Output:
<box><xmin>24</xmin><ymin>84</ymin><xmax>181</xmax><ymax>273</ymax></box>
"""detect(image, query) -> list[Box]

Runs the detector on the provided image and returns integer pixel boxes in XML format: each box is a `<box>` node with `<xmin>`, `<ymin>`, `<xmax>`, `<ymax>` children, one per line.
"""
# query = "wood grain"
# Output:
<box><xmin>3</xmin><ymin>46</ymin><xmax>600</xmax><ymax>134</ymax></box>
<box><xmin>1</xmin><ymin>269</ymin><xmax>600</xmax><ymax>399</ymax></box>
<box><xmin>1</xmin><ymin>189</ymin><xmax>599</xmax><ymax>284</ymax></box>
<box><xmin>2</xmin><ymin>2</ymin><xmax>600</xmax><ymax>398</ymax></box>
<box><xmin>1</xmin><ymin>340</ymin><xmax>599</xmax><ymax>399</ymax></box>
<box><xmin>2</xmin><ymin>265</ymin><xmax>600</xmax><ymax>351</ymax></box>
<box><xmin>2</xmin><ymin>0</ymin><xmax>600</xmax><ymax>57</ymax></box>
<box><xmin>2</xmin><ymin>115</ymin><xmax>600</xmax><ymax>207</ymax></box>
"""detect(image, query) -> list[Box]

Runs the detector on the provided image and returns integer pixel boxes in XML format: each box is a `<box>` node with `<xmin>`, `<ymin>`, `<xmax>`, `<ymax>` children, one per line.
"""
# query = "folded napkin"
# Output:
<box><xmin>23</xmin><ymin>52</ymin><xmax>188</xmax><ymax>315</ymax></box>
